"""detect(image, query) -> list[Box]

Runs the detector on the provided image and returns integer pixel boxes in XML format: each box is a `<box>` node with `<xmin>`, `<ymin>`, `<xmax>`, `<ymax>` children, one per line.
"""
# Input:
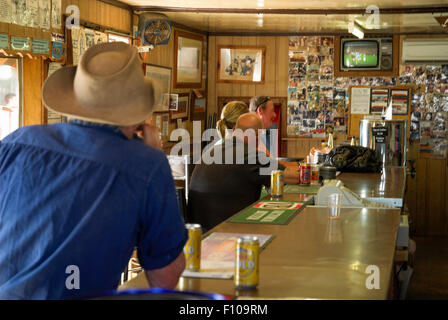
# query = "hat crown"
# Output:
<box><xmin>42</xmin><ymin>42</ymin><xmax>156</xmax><ymax>126</ymax></box>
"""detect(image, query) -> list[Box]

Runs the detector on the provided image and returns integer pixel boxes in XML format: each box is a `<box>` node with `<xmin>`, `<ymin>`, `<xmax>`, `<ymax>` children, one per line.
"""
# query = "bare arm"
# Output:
<box><xmin>144</xmin><ymin>251</ymin><xmax>186</xmax><ymax>289</ymax></box>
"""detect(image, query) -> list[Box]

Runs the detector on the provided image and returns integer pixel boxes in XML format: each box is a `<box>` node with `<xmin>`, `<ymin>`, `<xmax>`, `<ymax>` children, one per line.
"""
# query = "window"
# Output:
<box><xmin>0</xmin><ymin>57</ymin><xmax>22</xmax><ymax>140</ymax></box>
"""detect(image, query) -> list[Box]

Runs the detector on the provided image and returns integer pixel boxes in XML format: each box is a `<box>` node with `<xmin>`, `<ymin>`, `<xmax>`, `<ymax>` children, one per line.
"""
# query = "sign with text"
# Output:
<box><xmin>11</xmin><ymin>37</ymin><xmax>30</xmax><ymax>51</ymax></box>
<box><xmin>32</xmin><ymin>39</ymin><xmax>50</xmax><ymax>54</ymax></box>
<box><xmin>0</xmin><ymin>33</ymin><xmax>8</xmax><ymax>49</ymax></box>
<box><xmin>372</xmin><ymin>127</ymin><xmax>388</xmax><ymax>144</ymax></box>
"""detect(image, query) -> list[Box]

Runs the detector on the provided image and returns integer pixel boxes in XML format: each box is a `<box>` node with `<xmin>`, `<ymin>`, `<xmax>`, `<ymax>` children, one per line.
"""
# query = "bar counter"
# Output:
<box><xmin>119</xmin><ymin>169</ymin><xmax>404</xmax><ymax>299</ymax></box>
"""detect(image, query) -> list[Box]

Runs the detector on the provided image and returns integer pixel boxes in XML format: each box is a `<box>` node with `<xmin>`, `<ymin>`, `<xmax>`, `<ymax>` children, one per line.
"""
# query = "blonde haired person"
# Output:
<box><xmin>216</xmin><ymin>101</ymin><xmax>249</xmax><ymax>142</ymax></box>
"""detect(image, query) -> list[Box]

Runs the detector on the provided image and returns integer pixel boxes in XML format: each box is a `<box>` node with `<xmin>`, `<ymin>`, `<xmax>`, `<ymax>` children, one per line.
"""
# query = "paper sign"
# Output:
<box><xmin>11</xmin><ymin>37</ymin><xmax>30</xmax><ymax>51</ymax></box>
<box><xmin>51</xmin><ymin>41</ymin><xmax>65</xmax><ymax>60</ymax></box>
<box><xmin>0</xmin><ymin>34</ymin><xmax>8</xmax><ymax>49</ymax></box>
<box><xmin>351</xmin><ymin>87</ymin><xmax>371</xmax><ymax>114</ymax></box>
<box><xmin>32</xmin><ymin>39</ymin><xmax>50</xmax><ymax>54</ymax></box>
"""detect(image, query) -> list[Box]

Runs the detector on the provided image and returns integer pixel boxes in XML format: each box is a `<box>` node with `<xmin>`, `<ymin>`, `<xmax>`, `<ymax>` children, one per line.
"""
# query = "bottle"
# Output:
<box><xmin>350</xmin><ymin>137</ymin><xmax>356</xmax><ymax>146</ymax></box>
<box><xmin>327</xmin><ymin>133</ymin><xmax>334</xmax><ymax>149</ymax></box>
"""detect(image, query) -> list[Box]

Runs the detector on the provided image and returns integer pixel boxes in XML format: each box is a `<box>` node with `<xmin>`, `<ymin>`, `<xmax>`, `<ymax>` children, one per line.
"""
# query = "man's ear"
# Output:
<box><xmin>256</xmin><ymin>108</ymin><xmax>263</xmax><ymax>117</ymax></box>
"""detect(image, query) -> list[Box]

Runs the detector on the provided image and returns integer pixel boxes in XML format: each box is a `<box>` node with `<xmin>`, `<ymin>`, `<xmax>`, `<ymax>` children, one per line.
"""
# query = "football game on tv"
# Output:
<box><xmin>343</xmin><ymin>41</ymin><xmax>379</xmax><ymax>68</ymax></box>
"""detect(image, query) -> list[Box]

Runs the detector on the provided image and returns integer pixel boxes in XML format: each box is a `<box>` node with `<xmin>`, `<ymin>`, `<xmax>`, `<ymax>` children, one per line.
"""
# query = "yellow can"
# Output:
<box><xmin>270</xmin><ymin>170</ymin><xmax>284</xmax><ymax>198</ymax></box>
<box><xmin>184</xmin><ymin>224</ymin><xmax>202</xmax><ymax>271</ymax></box>
<box><xmin>235</xmin><ymin>236</ymin><xmax>259</xmax><ymax>290</ymax></box>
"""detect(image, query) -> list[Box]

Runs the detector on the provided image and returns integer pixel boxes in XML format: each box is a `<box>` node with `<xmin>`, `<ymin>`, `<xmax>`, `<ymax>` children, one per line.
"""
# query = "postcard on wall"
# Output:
<box><xmin>370</xmin><ymin>88</ymin><xmax>389</xmax><ymax>114</ymax></box>
<box><xmin>38</xmin><ymin>0</ymin><xmax>51</xmax><ymax>30</ymax></box>
<box><xmin>0</xmin><ymin>0</ymin><xmax>11</xmax><ymax>23</ymax></box>
<box><xmin>391</xmin><ymin>89</ymin><xmax>409</xmax><ymax>115</ymax></box>
<box><xmin>350</xmin><ymin>87</ymin><xmax>371</xmax><ymax>114</ymax></box>
<box><xmin>51</xmin><ymin>0</ymin><xmax>62</xmax><ymax>28</ymax></box>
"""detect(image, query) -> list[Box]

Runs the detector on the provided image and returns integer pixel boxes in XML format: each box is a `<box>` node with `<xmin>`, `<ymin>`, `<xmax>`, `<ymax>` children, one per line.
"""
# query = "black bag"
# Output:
<box><xmin>324</xmin><ymin>145</ymin><xmax>382</xmax><ymax>173</ymax></box>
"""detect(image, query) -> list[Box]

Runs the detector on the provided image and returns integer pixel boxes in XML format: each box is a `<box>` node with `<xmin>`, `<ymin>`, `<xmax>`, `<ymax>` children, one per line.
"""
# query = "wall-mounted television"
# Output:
<box><xmin>340</xmin><ymin>37</ymin><xmax>393</xmax><ymax>71</ymax></box>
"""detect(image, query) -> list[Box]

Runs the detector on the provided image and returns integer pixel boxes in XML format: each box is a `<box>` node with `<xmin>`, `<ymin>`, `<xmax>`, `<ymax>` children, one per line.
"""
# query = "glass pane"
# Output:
<box><xmin>0</xmin><ymin>57</ymin><xmax>20</xmax><ymax>140</ymax></box>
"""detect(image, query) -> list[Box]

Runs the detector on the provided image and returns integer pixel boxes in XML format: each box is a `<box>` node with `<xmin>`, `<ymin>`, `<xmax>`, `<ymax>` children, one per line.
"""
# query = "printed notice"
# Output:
<box><xmin>0</xmin><ymin>34</ymin><xmax>8</xmax><ymax>49</ymax></box>
<box><xmin>51</xmin><ymin>0</ymin><xmax>61</xmax><ymax>28</ymax></box>
<box><xmin>351</xmin><ymin>87</ymin><xmax>371</xmax><ymax>114</ymax></box>
<box><xmin>38</xmin><ymin>0</ymin><xmax>51</xmax><ymax>30</ymax></box>
<box><xmin>32</xmin><ymin>39</ymin><xmax>49</xmax><ymax>54</ymax></box>
<box><xmin>11</xmin><ymin>37</ymin><xmax>30</xmax><ymax>51</ymax></box>
<box><xmin>0</xmin><ymin>0</ymin><xmax>12</xmax><ymax>23</ymax></box>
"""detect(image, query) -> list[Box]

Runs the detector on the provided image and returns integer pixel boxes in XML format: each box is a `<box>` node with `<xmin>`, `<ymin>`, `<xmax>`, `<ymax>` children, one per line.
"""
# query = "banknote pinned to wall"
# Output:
<box><xmin>51</xmin><ymin>0</ymin><xmax>62</xmax><ymax>29</ymax></box>
<box><xmin>0</xmin><ymin>0</ymin><xmax>12</xmax><ymax>24</ymax></box>
<box><xmin>26</xmin><ymin>0</ymin><xmax>39</xmax><ymax>28</ymax></box>
<box><xmin>38</xmin><ymin>0</ymin><xmax>50</xmax><ymax>30</ymax></box>
<box><xmin>11</xmin><ymin>0</ymin><xmax>27</xmax><ymax>26</ymax></box>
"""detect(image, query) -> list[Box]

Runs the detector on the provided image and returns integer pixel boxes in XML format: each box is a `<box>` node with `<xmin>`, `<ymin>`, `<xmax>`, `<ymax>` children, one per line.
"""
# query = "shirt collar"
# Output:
<box><xmin>69</xmin><ymin>120</ymin><xmax>129</xmax><ymax>140</ymax></box>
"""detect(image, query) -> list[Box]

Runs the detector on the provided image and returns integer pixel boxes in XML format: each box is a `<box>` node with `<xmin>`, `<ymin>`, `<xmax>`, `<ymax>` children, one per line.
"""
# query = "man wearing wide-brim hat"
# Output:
<box><xmin>0</xmin><ymin>43</ymin><xmax>187</xmax><ymax>299</ymax></box>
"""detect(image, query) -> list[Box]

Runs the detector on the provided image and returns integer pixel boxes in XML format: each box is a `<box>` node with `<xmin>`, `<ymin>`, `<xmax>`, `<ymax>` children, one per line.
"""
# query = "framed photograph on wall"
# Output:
<box><xmin>145</xmin><ymin>64</ymin><xmax>171</xmax><ymax>112</ymax></box>
<box><xmin>171</xmin><ymin>93</ymin><xmax>189</xmax><ymax>120</ymax></box>
<box><xmin>190</xmin><ymin>89</ymin><xmax>207</xmax><ymax>119</ymax></box>
<box><xmin>174</xmin><ymin>30</ymin><xmax>204</xmax><ymax>88</ymax></box>
<box><xmin>391</xmin><ymin>89</ymin><xmax>410</xmax><ymax>115</ymax></box>
<box><xmin>217</xmin><ymin>45</ymin><xmax>265</xmax><ymax>84</ymax></box>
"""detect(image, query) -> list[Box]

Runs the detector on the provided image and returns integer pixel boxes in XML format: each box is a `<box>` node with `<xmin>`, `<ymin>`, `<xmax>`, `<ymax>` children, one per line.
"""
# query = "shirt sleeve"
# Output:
<box><xmin>136</xmin><ymin>157</ymin><xmax>188</xmax><ymax>271</ymax></box>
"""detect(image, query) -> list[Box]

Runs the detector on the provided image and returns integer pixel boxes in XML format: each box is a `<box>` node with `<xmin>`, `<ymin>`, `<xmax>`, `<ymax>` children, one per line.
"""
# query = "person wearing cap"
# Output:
<box><xmin>0</xmin><ymin>43</ymin><xmax>187</xmax><ymax>299</ymax></box>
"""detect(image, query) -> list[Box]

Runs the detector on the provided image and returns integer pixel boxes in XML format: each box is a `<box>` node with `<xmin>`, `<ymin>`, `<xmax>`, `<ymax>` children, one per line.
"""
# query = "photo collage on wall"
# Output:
<box><xmin>400</xmin><ymin>63</ymin><xmax>448</xmax><ymax>158</ymax></box>
<box><xmin>287</xmin><ymin>36</ymin><xmax>337</xmax><ymax>137</ymax></box>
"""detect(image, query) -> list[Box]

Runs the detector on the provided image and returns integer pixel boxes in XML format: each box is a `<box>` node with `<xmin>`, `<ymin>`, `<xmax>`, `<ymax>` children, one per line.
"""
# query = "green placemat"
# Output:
<box><xmin>229</xmin><ymin>200</ymin><xmax>306</xmax><ymax>225</ymax></box>
<box><xmin>284</xmin><ymin>184</ymin><xmax>321</xmax><ymax>194</ymax></box>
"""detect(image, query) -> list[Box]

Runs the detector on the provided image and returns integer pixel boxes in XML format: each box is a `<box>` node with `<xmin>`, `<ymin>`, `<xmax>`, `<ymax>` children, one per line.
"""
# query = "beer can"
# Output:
<box><xmin>270</xmin><ymin>170</ymin><xmax>284</xmax><ymax>198</ymax></box>
<box><xmin>300</xmin><ymin>163</ymin><xmax>311</xmax><ymax>185</ymax></box>
<box><xmin>235</xmin><ymin>236</ymin><xmax>259</xmax><ymax>290</ymax></box>
<box><xmin>184</xmin><ymin>224</ymin><xmax>202</xmax><ymax>271</ymax></box>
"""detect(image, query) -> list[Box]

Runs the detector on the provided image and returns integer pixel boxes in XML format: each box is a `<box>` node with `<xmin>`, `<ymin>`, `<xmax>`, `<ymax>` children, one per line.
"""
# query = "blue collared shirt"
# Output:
<box><xmin>0</xmin><ymin>121</ymin><xmax>187</xmax><ymax>300</ymax></box>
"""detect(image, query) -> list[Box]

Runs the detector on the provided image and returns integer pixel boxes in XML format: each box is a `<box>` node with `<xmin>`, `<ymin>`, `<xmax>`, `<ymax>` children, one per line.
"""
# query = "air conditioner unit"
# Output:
<box><xmin>402</xmin><ymin>39</ymin><xmax>448</xmax><ymax>63</ymax></box>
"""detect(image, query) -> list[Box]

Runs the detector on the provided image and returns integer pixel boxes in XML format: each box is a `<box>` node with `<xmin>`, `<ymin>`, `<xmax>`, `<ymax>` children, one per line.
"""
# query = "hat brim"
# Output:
<box><xmin>42</xmin><ymin>66</ymin><xmax>156</xmax><ymax>126</ymax></box>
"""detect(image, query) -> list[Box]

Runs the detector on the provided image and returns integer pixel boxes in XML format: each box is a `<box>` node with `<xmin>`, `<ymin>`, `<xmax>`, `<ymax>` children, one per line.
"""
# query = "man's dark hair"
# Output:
<box><xmin>249</xmin><ymin>96</ymin><xmax>271</xmax><ymax>113</ymax></box>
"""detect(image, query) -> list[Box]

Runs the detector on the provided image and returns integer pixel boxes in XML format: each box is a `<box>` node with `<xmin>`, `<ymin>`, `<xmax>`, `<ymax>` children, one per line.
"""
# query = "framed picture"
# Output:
<box><xmin>174</xmin><ymin>30</ymin><xmax>204</xmax><ymax>88</ymax></box>
<box><xmin>391</xmin><ymin>89</ymin><xmax>410</xmax><ymax>115</ymax></box>
<box><xmin>171</xmin><ymin>93</ymin><xmax>189</xmax><ymax>120</ymax></box>
<box><xmin>370</xmin><ymin>88</ymin><xmax>389</xmax><ymax>114</ymax></box>
<box><xmin>190</xmin><ymin>89</ymin><xmax>207</xmax><ymax>119</ymax></box>
<box><xmin>145</xmin><ymin>64</ymin><xmax>171</xmax><ymax>112</ymax></box>
<box><xmin>217</xmin><ymin>46</ymin><xmax>265</xmax><ymax>84</ymax></box>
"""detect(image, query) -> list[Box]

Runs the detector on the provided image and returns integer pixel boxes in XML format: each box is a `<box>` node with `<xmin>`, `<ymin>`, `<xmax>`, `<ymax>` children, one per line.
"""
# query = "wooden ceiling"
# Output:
<box><xmin>117</xmin><ymin>0</ymin><xmax>448</xmax><ymax>34</ymax></box>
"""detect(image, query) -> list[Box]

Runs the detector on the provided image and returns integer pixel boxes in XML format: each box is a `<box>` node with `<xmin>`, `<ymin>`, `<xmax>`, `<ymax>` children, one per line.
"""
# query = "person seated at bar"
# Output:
<box><xmin>0</xmin><ymin>43</ymin><xmax>187</xmax><ymax>300</ymax></box>
<box><xmin>249</xmin><ymin>96</ymin><xmax>277</xmax><ymax>155</ymax></box>
<box><xmin>250</xmin><ymin>96</ymin><xmax>300</xmax><ymax>171</ymax></box>
<box><xmin>216</xmin><ymin>101</ymin><xmax>249</xmax><ymax>143</ymax></box>
<box><xmin>188</xmin><ymin>113</ymin><xmax>298</xmax><ymax>232</ymax></box>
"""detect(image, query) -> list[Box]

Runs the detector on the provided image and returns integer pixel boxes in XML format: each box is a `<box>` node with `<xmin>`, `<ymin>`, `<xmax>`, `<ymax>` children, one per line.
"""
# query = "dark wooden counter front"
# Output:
<box><xmin>120</xmin><ymin>206</ymin><xmax>401</xmax><ymax>300</ymax></box>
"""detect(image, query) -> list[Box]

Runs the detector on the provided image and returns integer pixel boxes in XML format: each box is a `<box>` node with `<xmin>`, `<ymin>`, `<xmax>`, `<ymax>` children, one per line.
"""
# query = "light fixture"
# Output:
<box><xmin>348</xmin><ymin>21</ymin><xmax>364</xmax><ymax>39</ymax></box>
<box><xmin>257</xmin><ymin>0</ymin><xmax>264</xmax><ymax>7</ymax></box>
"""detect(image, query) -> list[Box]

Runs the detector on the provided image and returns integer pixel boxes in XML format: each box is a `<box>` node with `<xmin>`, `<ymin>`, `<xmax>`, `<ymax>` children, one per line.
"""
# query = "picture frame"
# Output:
<box><xmin>190</xmin><ymin>89</ymin><xmax>207</xmax><ymax>120</ymax></box>
<box><xmin>171</xmin><ymin>93</ymin><xmax>189</xmax><ymax>120</ymax></box>
<box><xmin>145</xmin><ymin>64</ymin><xmax>172</xmax><ymax>112</ymax></box>
<box><xmin>391</xmin><ymin>89</ymin><xmax>410</xmax><ymax>116</ymax></box>
<box><xmin>173</xmin><ymin>30</ymin><xmax>204</xmax><ymax>88</ymax></box>
<box><xmin>217</xmin><ymin>45</ymin><xmax>265</xmax><ymax>84</ymax></box>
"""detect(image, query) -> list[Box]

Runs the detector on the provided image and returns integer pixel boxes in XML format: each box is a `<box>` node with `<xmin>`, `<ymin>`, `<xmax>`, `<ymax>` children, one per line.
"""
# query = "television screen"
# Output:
<box><xmin>343</xmin><ymin>41</ymin><xmax>379</xmax><ymax>68</ymax></box>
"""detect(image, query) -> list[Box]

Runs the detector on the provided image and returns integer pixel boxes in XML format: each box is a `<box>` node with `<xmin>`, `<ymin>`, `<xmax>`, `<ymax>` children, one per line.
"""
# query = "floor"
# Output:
<box><xmin>406</xmin><ymin>237</ymin><xmax>448</xmax><ymax>300</ymax></box>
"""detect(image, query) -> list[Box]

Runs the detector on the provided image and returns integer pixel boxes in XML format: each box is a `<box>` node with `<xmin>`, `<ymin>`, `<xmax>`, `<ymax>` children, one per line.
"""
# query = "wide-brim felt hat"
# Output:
<box><xmin>42</xmin><ymin>42</ymin><xmax>161</xmax><ymax>126</ymax></box>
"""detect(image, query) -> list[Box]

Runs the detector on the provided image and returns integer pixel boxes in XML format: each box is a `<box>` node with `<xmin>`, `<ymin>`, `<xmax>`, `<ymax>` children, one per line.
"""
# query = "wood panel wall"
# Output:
<box><xmin>141</xmin><ymin>25</ymin><xmax>207</xmax><ymax>139</ymax></box>
<box><xmin>405</xmin><ymin>143</ymin><xmax>448</xmax><ymax>237</ymax></box>
<box><xmin>207</xmin><ymin>36</ymin><xmax>289</xmax><ymax>117</ymax></box>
